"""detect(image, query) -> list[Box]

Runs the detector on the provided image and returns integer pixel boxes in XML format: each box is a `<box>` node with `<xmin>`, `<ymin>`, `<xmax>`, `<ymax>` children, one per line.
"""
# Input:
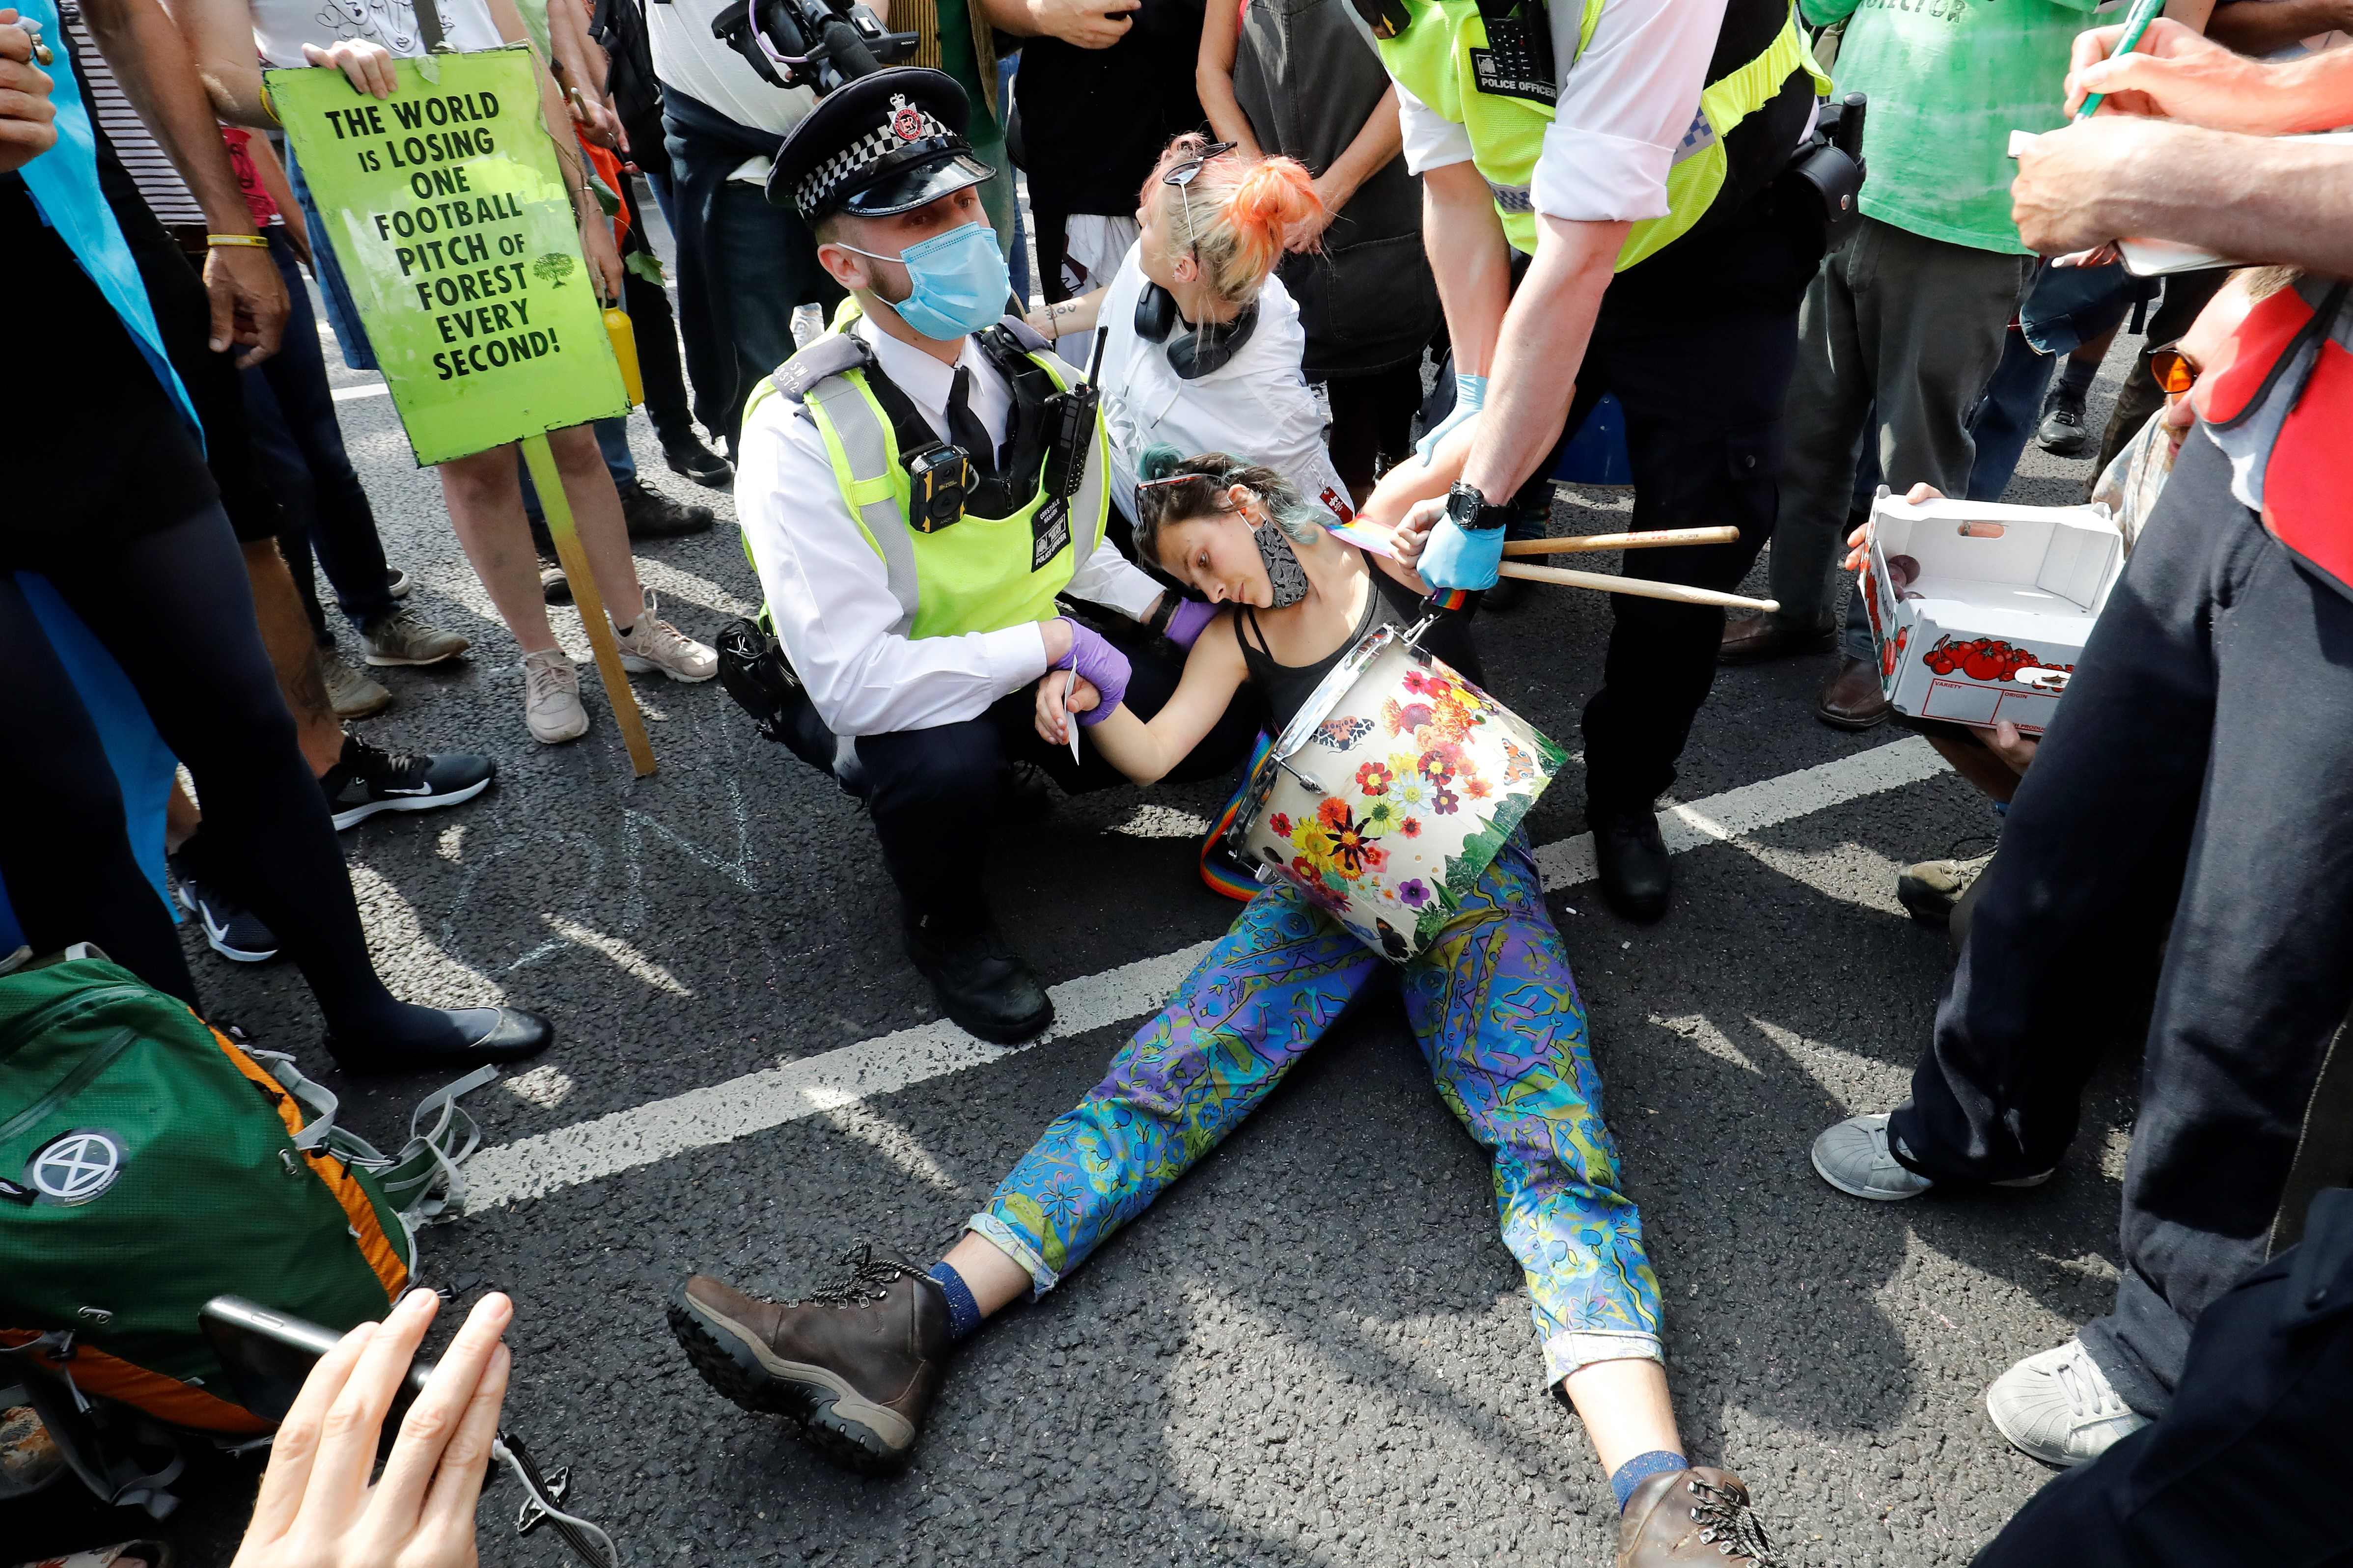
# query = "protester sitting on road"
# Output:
<box><xmin>1813</xmin><ymin>27</ymin><xmax>2353</xmax><ymax>1471</ymax></box>
<box><xmin>174</xmin><ymin>0</ymin><xmax>718</xmax><ymax>746</ymax></box>
<box><xmin>2</xmin><ymin>2</ymin><xmax>550</xmax><ymax>1073</ymax></box>
<box><xmin>1030</xmin><ymin>135</ymin><xmax>1357</xmax><ymax>530</ymax></box>
<box><xmin>673</xmin><ymin>451</ymin><xmax>1794</xmax><ymax>1567</ymax></box>
<box><xmin>732</xmin><ymin>70</ymin><xmax>1260</xmax><ymax>1045</ymax></box>
<box><xmin>1196</xmin><ymin>0</ymin><xmax>1439</xmax><ymax>503</ymax></box>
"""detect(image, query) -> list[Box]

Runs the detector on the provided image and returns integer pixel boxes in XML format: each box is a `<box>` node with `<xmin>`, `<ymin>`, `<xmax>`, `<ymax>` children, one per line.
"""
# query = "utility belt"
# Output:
<box><xmin>1787</xmin><ymin>89</ymin><xmax>1866</xmax><ymax>249</ymax></box>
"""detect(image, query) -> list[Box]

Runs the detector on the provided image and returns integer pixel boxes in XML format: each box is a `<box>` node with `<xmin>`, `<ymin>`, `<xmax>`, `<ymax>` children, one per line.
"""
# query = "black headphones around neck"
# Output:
<box><xmin>1133</xmin><ymin>283</ymin><xmax>1261</xmax><ymax>381</ymax></box>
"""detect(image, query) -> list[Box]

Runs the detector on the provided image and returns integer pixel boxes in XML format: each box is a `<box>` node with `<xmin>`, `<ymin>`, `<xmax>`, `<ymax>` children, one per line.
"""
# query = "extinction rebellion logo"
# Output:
<box><xmin>26</xmin><ymin>1129</ymin><xmax>125</xmax><ymax>1206</ymax></box>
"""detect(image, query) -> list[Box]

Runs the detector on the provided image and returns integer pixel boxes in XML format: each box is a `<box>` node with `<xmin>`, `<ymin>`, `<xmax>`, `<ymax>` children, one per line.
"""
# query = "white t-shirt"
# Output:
<box><xmin>646</xmin><ymin>0</ymin><xmax>815</xmax><ymax>138</ymax></box>
<box><xmin>251</xmin><ymin>0</ymin><xmax>503</xmax><ymax>70</ymax></box>
<box><xmin>1093</xmin><ymin>244</ymin><xmax>1355</xmax><ymax>526</ymax></box>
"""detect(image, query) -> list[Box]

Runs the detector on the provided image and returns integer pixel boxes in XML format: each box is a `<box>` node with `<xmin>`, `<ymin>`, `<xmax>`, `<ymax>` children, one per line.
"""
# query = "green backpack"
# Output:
<box><xmin>0</xmin><ymin>946</ymin><xmax>484</xmax><ymax>1438</ymax></box>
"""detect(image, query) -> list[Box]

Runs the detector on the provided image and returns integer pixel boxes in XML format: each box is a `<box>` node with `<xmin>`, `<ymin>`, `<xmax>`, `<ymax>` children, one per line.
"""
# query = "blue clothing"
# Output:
<box><xmin>13</xmin><ymin>0</ymin><xmax>196</xmax><ymax>435</ymax></box>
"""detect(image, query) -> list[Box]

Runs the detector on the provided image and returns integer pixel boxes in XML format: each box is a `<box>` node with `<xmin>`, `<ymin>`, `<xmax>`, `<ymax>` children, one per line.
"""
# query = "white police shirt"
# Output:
<box><xmin>1393</xmin><ymin>0</ymin><xmax>1740</xmax><ymax>225</ymax></box>
<box><xmin>1091</xmin><ymin>244</ymin><xmax>1356</xmax><ymax>528</ymax></box>
<box><xmin>737</xmin><ymin>316</ymin><xmax>1163</xmax><ymax>738</ymax></box>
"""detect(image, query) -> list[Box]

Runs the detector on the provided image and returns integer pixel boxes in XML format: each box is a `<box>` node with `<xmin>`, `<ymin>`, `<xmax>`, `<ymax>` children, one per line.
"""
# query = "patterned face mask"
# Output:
<box><xmin>1252</xmin><ymin>513</ymin><xmax>1310</xmax><ymax>608</ymax></box>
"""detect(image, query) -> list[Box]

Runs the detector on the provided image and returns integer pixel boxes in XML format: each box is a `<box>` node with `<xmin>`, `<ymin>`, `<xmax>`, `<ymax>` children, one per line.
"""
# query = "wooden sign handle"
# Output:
<box><xmin>520</xmin><ymin>433</ymin><xmax>658</xmax><ymax>778</ymax></box>
<box><xmin>1496</xmin><ymin>560</ymin><xmax>1780</xmax><ymax>614</ymax></box>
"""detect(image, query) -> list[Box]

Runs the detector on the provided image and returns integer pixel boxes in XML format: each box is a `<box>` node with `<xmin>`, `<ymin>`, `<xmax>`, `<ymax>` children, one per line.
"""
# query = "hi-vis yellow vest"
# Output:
<box><xmin>1376</xmin><ymin>0</ymin><xmax>1828</xmax><ymax>268</ymax></box>
<box><xmin>742</xmin><ymin>302</ymin><xmax>1110</xmax><ymax>642</ymax></box>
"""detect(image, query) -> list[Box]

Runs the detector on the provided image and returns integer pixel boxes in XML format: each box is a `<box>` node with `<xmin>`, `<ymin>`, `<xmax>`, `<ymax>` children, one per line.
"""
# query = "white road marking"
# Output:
<box><xmin>332</xmin><ymin>381</ymin><xmax>389</xmax><ymax>402</ymax></box>
<box><xmin>463</xmin><ymin>737</ymin><xmax>1941</xmax><ymax>1210</ymax></box>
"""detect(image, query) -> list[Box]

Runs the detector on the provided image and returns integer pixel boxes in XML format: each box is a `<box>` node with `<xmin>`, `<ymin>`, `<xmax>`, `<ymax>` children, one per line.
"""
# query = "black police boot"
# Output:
<box><xmin>904</xmin><ymin>913</ymin><xmax>1054</xmax><ymax>1044</ymax></box>
<box><xmin>1592</xmin><ymin>802</ymin><xmax>1672</xmax><ymax>923</ymax></box>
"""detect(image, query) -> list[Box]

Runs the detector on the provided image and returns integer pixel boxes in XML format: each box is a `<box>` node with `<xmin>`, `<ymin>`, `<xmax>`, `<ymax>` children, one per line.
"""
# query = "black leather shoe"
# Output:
<box><xmin>661</xmin><ymin>433</ymin><xmax>735</xmax><ymax>488</ymax></box>
<box><xmin>617</xmin><ymin>479</ymin><xmax>716</xmax><ymax>538</ymax></box>
<box><xmin>329</xmin><ymin>1006</ymin><xmax>554</xmax><ymax>1074</ymax></box>
<box><xmin>905</xmin><ymin>918</ymin><xmax>1053</xmax><ymax>1043</ymax></box>
<box><xmin>1592</xmin><ymin>804</ymin><xmax>1671</xmax><ymax>923</ymax></box>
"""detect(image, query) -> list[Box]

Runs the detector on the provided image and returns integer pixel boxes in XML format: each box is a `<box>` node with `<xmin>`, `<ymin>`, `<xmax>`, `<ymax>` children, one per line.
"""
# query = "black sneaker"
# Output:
<box><xmin>321</xmin><ymin>736</ymin><xmax>496</xmax><ymax>829</ymax></box>
<box><xmin>618</xmin><ymin>478</ymin><xmax>715</xmax><ymax>538</ymax></box>
<box><xmin>175</xmin><ymin>876</ymin><xmax>280</xmax><ymax>963</ymax></box>
<box><xmin>385</xmin><ymin>567</ymin><xmax>413</xmax><ymax>600</ymax></box>
<box><xmin>2038</xmin><ymin>383</ymin><xmax>2092</xmax><ymax>456</ymax></box>
<box><xmin>1592</xmin><ymin>802</ymin><xmax>1671</xmax><ymax>923</ymax></box>
<box><xmin>540</xmin><ymin>562</ymin><xmax>572</xmax><ymax>605</ymax></box>
<box><xmin>661</xmin><ymin>432</ymin><xmax>735</xmax><ymax>488</ymax></box>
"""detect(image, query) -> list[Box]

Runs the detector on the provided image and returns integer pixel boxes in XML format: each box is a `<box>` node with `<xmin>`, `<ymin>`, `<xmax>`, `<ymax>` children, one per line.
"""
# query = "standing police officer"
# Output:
<box><xmin>736</xmin><ymin>68</ymin><xmax>1254</xmax><ymax>1043</ymax></box>
<box><xmin>1387</xmin><ymin>0</ymin><xmax>1834</xmax><ymax>921</ymax></box>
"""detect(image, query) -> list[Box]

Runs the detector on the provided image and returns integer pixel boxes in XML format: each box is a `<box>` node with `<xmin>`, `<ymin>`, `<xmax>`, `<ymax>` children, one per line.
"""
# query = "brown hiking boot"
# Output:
<box><xmin>1617</xmin><ymin>1467</ymin><xmax>1784</xmax><ymax>1566</ymax></box>
<box><xmin>667</xmin><ymin>1245</ymin><xmax>950</xmax><ymax>1475</ymax></box>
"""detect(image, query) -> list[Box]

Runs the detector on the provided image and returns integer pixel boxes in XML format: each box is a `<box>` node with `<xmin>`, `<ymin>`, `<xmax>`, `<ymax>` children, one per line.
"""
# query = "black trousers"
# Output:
<box><xmin>1889</xmin><ymin>432</ymin><xmax>2353</xmax><ymax>1417</ymax></box>
<box><xmin>828</xmin><ymin>617</ymin><xmax>1261</xmax><ymax>930</ymax></box>
<box><xmin>1432</xmin><ymin>181</ymin><xmax>1823</xmax><ymax>812</ymax></box>
<box><xmin>1972</xmin><ymin>1188</ymin><xmax>2353</xmax><ymax>1568</ymax></box>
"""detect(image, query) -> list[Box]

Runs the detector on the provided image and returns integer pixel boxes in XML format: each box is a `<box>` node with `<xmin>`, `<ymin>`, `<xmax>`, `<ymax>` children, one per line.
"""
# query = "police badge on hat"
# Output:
<box><xmin>770</xmin><ymin>68</ymin><xmax>998</xmax><ymax>221</ymax></box>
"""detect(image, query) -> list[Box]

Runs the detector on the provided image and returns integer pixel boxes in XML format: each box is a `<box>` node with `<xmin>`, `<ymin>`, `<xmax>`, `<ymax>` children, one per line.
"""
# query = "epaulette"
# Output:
<box><xmin>771</xmin><ymin>332</ymin><xmax>875</xmax><ymax>403</ymax></box>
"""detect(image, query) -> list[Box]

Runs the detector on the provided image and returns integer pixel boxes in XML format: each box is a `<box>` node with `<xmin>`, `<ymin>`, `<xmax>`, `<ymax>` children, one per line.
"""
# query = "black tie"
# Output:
<box><xmin>946</xmin><ymin>365</ymin><xmax>998</xmax><ymax>478</ymax></box>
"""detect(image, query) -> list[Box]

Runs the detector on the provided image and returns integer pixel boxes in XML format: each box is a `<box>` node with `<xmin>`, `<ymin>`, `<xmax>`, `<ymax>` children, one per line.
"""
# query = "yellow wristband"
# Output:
<box><xmin>207</xmin><ymin>233</ymin><xmax>270</xmax><ymax>248</ymax></box>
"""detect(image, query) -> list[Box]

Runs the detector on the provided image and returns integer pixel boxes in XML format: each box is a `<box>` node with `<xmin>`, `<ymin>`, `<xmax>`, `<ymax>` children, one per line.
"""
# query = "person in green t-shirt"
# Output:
<box><xmin>1722</xmin><ymin>0</ymin><xmax>2200</xmax><ymax>731</ymax></box>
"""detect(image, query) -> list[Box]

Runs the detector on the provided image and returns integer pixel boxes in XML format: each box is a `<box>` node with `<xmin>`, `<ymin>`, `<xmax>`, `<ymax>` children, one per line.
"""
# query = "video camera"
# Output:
<box><xmin>708</xmin><ymin>0</ymin><xmax>917</xmax><ymax>97</ymax></box>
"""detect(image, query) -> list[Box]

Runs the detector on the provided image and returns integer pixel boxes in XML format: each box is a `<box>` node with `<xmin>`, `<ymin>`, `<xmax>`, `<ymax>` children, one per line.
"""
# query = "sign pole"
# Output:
<box><xmin>520</xmin><ymin>432</ymin><xmax>657</xmax><ymax>776</ymax></box>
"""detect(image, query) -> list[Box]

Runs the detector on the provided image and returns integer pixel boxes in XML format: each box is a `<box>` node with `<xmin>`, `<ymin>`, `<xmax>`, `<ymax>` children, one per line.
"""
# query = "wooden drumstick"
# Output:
<box><xmin>1501</xmin><ymin>525</ymin><xmax>1741</xmax><ymax>557</ymax></box>
<box><xmin>1495</xmin><ymin>560</ymin><xmax>1780</xmax><ymax>614</ymax></box>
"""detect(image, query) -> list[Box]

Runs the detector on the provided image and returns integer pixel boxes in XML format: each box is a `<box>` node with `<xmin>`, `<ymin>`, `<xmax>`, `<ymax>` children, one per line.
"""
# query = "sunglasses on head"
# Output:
<box><xmin>2148</xmin><ymin>341</ymin><xmax>2200</xmax><ymax>396</ymax></box>
<box><xmin>1161</xmin><ymin>142</ymin><xmax>1237</xmax><ymax>260</ymax></box>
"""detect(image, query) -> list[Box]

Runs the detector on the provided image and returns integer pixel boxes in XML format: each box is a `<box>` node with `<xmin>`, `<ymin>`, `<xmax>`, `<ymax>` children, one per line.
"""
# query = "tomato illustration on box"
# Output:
<box><xmin>1858</xmin><ymin>490</ymin><xmax>2122</xmax><ymax>735</ymax></box>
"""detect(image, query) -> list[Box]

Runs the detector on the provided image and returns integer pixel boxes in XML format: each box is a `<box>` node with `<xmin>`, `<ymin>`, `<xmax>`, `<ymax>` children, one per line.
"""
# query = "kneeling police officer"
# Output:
<box><xmin>734</xmin><ymin>69</ymin><xmax>1257</xmax><ymax>1043</ymax></box>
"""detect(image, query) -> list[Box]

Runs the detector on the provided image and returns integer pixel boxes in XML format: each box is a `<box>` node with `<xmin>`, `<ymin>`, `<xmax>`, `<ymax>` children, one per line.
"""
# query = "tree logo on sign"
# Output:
<box><xmin>533</xmin><ymin>253</ymin><xmax>576</xmax><ymax>288</ymax></box>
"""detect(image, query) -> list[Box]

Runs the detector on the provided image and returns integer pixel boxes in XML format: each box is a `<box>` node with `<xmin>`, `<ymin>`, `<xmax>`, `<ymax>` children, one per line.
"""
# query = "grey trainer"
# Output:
<box><xmin>362</xmin><ymin>605</ymin><xmax>470</xmax><ymax>667</ymax></box>
<box><xmin>1897</xmin><ymin>852</ymin><xmax>1994</xmax><ymax>927</ymax></box>
<box><xmin>319</xmin><ymin>649</ymin><xmax>392</xmax><ymax>719</ymax></box>
<box><xmin>1812</xmin><ymin>1112</ymin><xmax>2056</xmax><ymax>1201</ymax></box>
<box><xmin>1986</xmin><ymin>1338</ymin><xmax>2151</xmax><ymax>1466</ymax></box>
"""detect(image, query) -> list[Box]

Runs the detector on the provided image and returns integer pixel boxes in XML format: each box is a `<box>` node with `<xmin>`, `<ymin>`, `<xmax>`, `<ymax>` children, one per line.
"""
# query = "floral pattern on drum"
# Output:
<box><xmin>1235</xmin><ymin>627</ymin><xmax>1568</xmax><ymax>960</ymax></box>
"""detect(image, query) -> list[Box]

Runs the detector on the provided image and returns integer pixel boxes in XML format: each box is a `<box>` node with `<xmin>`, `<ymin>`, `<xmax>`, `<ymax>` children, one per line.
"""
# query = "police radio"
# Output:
<box><xmin>1038</xmin><ymin>328</ymin><xmax>1107</xmax><ymax>503</ymax></box>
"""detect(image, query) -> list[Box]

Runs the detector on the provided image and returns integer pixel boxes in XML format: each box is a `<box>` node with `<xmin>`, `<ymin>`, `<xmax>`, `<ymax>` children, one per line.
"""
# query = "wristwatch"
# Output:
<box><xmin>1444</xmin><ymin>482</ymin><xmax>1512</xmax><ymax>532</ymax></box>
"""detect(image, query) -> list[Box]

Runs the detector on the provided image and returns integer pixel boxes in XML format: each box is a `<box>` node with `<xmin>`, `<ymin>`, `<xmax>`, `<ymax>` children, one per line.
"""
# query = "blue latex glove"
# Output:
<box><xmin>1418</xmin><ymin>512</ymin><xmax>1503</xmax><ymax>591</ymax></box>
<box><xmin>1416</xmin><ymin>372</ymin><xmax>1487</xmax><ymax>465</ymax></box>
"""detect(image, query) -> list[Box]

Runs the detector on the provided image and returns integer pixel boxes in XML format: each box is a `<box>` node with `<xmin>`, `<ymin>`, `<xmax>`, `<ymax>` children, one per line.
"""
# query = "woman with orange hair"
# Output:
<box><xmin>1026</xmin><ymin>135</ymin><xmax>1361</xmax><ymax>532</ymax></box>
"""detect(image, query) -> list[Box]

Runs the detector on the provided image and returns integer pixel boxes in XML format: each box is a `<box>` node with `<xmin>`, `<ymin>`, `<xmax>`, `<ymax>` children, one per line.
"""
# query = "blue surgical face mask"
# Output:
<box><xmin>840</xmin><ymin>221</ymin><xmax>1011</xmax><ymax>341</ymax></box>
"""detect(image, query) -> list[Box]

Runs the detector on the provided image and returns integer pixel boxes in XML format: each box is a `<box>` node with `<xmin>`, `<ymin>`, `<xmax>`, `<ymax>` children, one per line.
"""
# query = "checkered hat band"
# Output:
<box><xmin>798</xmin><ymin>111</ymin><xmax>951</xmax><ymax>214</ymax></box>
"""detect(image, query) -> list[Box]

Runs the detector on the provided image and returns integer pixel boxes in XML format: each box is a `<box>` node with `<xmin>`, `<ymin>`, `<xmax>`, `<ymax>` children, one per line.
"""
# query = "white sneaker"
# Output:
<box><xmin>522</xmin><ymin>648</ymin><xmax>588</xmax><ymax>743</ymax></box>
<box><xmin>1986</xmin><ymin>1338</ymin><xmax>2152</xmax><ymax>1466</ymax></box>
<box><xmin>1811</xmin><ymin>1111</ymin><xmax>2055</xmax><ymax>1202</ymax></box>
<box><xmin>613</xmin><ymin>592</ymin><xmax>717</xmax><ymax>682</ymax></box>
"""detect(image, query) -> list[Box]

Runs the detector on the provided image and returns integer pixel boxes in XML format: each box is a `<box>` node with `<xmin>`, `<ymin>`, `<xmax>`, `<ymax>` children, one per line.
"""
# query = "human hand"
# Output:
<box><xmin>1035</xmin><ymin>671</ymin><xmax>1100</xmax><ymax>745</ymax></box>
<box><xmin>1389</xmin><ymin>502</ymin><xmax>1439</xmax><ymax>574</ymax></box>
<box><xmin>570</xmin><ymin>93</ymin><xmax>622</xmax><ymax>150</ymax></box>
<box><xmin>1973</xmin><ymin>719</ymin><xmax>2040</xmax><ymax>775</ymax></box>
<box><xmin>581</xmin><ymin>213</ymin><xmax>624</xmax><ymax>303</ymax></box>
<box><xmin>230</xmin><ymin>1288</ymin><xmax>512</xmax><ymax>1568</ymax></box>
<box><xmin>205</xmin><ymin>242</ymin><xmax>290</xmax><ymax>367</ymax></box>
<box><xmin>1412</xmin><ymin>498</ymin><xmax>1502</xmax><ymax>591</ymax></box>
<box><xmin>1026</xmin><ymin>0</ymin><xmax>1137</xmax><ymax>49</ymax></box>
<box><xmin>1047</xmin><ymin>617</ymin><xmax>1132</xmax><ymax>724</ymax></box>
<box><xmin>1416</xmin><ymin>373</ymin><xmax>1485</xmax><ymax>466</ymax></box>
<box><xmin>1842</xmin><ymin>483</ymin><xmax>1942</xmax><ymax>572</ymax></box>
<box><xmin>2065</xmin><ymin>18</ymin><xmax>2274</xmax><ymax>130</ymax></box>
<box><xmin>301</xmin><ymin>38</ymin><xmax>398</xmax><ymax>99</ymax></box>
<box><xmin>1285</xmin><ymin>192</ymin><xmax>1336</xmax><ymax>254</ymax></box>
<box><xmin>1161</xmin><ymin>597</ymin><xmax>1218</xmax><ymax>650</ymax></box>
<box><xmin>2011</xmin><ymin>115</ymin><xmax>2183</xmax><ymax>258</ymax></box>
<box><xmin>0</xmin><ymin>10</ymin><xmax>56</xmax><ymax>176</ymax></box>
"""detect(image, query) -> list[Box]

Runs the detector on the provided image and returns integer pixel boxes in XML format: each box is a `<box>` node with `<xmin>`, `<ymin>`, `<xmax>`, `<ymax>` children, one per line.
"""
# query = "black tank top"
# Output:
<box><xmin>1234</xmin><ymin>571</ymin><xmax>1412</xmax><ymax>733</ymax></box>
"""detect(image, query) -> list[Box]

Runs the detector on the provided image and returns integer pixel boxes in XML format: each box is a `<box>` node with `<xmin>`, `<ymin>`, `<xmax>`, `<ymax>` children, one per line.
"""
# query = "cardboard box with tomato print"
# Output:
<box><xmin>1860</xmin><ymin>491</ymin><xmax>2125</xmax><ymax>735</ymax></box>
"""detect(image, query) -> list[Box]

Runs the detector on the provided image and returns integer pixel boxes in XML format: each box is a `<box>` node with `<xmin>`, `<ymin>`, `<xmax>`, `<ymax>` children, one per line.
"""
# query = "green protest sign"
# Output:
<box><xmin>266</xmin><ymin>47</ymin><xmax>628</xmax><ymax>466</ymax></box>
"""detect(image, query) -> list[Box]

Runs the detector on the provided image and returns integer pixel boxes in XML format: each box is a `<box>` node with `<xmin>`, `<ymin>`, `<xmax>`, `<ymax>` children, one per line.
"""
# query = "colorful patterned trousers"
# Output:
<box><xmin>970</xmin><ymin>835</ymin><xmax>1664</xmax><ymax>1385</ymax></box>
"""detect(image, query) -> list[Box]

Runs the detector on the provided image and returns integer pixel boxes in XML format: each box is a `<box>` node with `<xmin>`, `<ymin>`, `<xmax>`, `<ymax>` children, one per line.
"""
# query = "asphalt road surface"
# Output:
<box><xmin>10</xmin><ymin>270</ymin><xmax>2151</xmax><ymax>1568</ymax></box>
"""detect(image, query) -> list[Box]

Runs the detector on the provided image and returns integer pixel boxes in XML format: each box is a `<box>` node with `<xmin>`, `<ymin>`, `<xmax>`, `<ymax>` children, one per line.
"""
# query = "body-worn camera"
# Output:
<box><xmin>709</xmin><ymin>0</ymin><xmax>916</xmax><ymax>96</ymax></box>
<box><xmin>904</xmin><ymin>440</ymin><xmax>975</xmax><ymax>533</ymax></box>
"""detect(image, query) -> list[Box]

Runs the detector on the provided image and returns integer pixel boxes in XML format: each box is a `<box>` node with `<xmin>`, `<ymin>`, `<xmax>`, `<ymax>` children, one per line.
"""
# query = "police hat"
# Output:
<box><xmin>768</xmin><ymin>68</ymin><xmax>996</xmax><ymax>223</ymax></box>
